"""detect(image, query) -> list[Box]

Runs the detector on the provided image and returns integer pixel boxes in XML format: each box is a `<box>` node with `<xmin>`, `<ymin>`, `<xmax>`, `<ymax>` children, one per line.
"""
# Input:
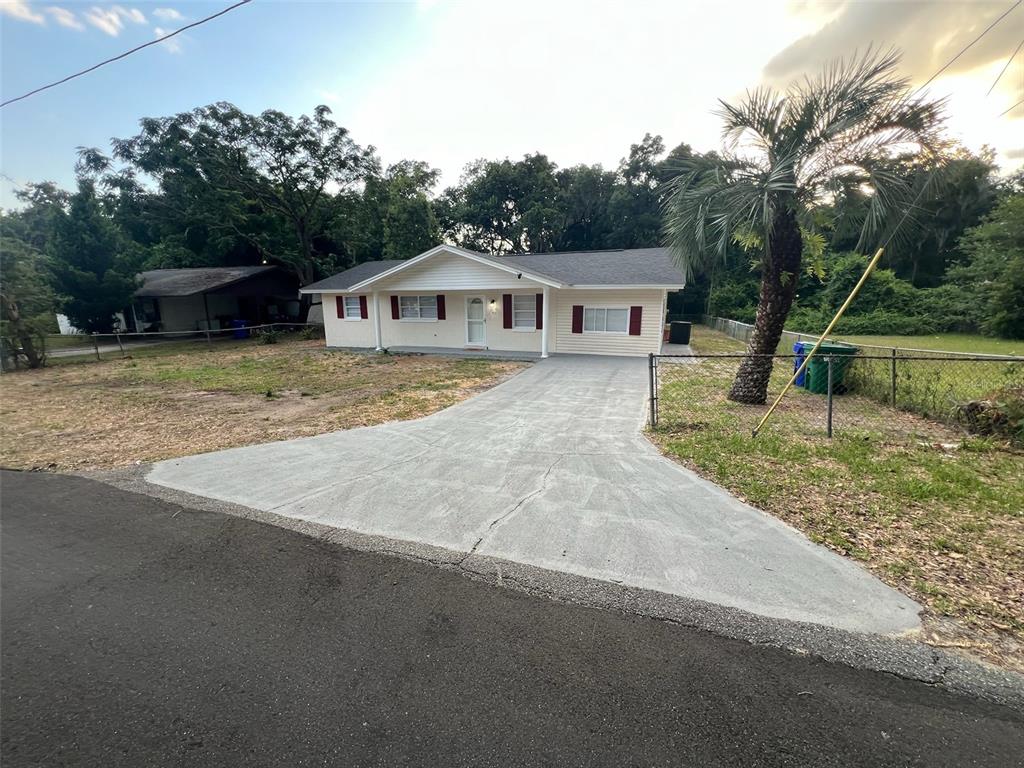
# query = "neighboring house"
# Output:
<box><xmin>127</xmin><ymin>266</ymin><xmax>301</xmax><ymax>333</ymax></box>
<box><xmin>300</xmin><ymin>245</ymin><xmax>685</xmax><ymax>357</ymax></box>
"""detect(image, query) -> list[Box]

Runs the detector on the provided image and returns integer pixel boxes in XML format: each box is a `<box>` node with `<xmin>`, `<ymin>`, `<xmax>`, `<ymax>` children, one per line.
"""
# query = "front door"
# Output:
<box><xmin>466</xmin><ymin>297</ymin><xmax>486</xmax><ymax>347</ymax></box>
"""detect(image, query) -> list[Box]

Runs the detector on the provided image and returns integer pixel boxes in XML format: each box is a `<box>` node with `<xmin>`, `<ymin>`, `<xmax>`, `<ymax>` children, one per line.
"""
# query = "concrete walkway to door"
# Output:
<box><xmin>147</xmin><ymin>354</ymin><xmax>920</xmax><ymax>635</ymax></box>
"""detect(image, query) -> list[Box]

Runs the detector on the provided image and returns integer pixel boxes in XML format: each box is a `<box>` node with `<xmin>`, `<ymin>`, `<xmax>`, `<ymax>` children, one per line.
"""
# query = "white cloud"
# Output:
<box><xmin>84</xmin><ymin>6</ymin><xmax>123</xmax><ymax>35</ymax></box>
<box><xmin>0</xmin><ymin>1</ymin><xmax>46</xmax><ymax>24</ymax></box>
<box><xmin>83</xmin><ymin>4</ymin><xmax>146</xmax><ymax>36</ymax></box>
<box><xmin>152</xmin><ymin>7</ymin><xmax>183</xmax><ymax>22</ymax></box>
<box><xmin>154</xmin><ymin>26</ymin><xmax>182</xmax><ymax>53</ymax></box>
<box><xmin>45</xmin><ymin>6</ymin><xmax>84</xmax><ymax>30</ymax></box>
<box><xmin>114</xmin><ymin>5</ymin><xmax>146</xmax><ymax>24</ymax></box>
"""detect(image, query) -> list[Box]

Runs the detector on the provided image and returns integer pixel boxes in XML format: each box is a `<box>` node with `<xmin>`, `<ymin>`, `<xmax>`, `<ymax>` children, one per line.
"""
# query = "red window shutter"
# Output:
<box><xmin>391</xmin><ymin>295</ymin><xmax>400</xmax><ymax>320</ymax></box>
<box><xmin>628</xmin><ymin>306</ymin><xmax>642</xmax><ymax>336</ymax></box>
<box><xmin>535</xmin><ymin>293</ymin><xmax>543</xmax><ymax>330</ymax></box>
<box><xmin>502</xmin><ymin>294</ymin><xmax>512</xmax><ymax>329</ymax></box>
<box><xmin>571</xmin><ymin>305</ymin><xmax>584</xmax><ymax>334</ymax></box>
<box><xmin>359</xmin><ymin>295</ymin><xmax>368</xmax><ymax>320</ymax></box>
<box><xmin>336</xmin><ymin>296</ymin><xmax>345</xmax><ymax>319</ymax></box>
<box><xmin>436</xmin><ymin>295</ymin><xmax>446</xmax><ymax>320</ymax></box>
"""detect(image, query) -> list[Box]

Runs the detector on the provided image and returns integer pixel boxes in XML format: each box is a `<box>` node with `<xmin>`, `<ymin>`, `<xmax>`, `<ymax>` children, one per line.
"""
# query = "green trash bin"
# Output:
<box><xmin>804</xmin><ymin>342</ymin><xmax>858</xmax><ymax>394</ymax></box>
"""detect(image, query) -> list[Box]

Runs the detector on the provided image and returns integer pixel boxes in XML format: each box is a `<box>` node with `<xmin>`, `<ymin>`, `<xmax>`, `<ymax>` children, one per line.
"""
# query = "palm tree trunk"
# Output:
<box><xmin>728</xmin><ymin>209</ymin><xmax>802</xmax><ymax>404</ymax></box>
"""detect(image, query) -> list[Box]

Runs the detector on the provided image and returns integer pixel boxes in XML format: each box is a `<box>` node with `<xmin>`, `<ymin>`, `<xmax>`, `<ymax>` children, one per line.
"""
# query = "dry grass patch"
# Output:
<box><xmin>1</xmin><ymin>337</ymin><xmax>526</xmax><ymax>470</ymax></box>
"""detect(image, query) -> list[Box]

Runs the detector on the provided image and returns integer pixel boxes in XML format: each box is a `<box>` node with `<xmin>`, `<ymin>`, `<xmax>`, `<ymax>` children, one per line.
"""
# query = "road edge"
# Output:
<box><xmin>85</xmin><ymin>464</ymin><xmax>1024</xmax><ymax>711</ymax></box>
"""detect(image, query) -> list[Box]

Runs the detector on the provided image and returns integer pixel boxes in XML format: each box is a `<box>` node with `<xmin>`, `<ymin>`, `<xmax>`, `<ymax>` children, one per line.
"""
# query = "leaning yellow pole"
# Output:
<box><xmin>751</xmin><ymin>247</ymin><xmax>885</xmax><ymax>437</ymax></box>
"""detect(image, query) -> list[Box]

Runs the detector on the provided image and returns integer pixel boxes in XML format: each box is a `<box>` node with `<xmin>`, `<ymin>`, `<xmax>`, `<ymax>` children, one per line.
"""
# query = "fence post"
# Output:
<box><xmin>648</xmin><ymin>353</ymin><xmax>657</xmax><ymax>428</ymax></box>
<box><xmin>826</xmin><ymin>355</ymin><xmax>834</xmax><ymax>439</ymax></box>
<box><xmin>115</xmin><ymin>332</ymin><xmax>125</xmax><ymax>357</ymax></box>
<box><xmin>92</xmin><ymin>333</ymin><xmax>100</xmax><ymax>361</ymax></box>
<box><xmin>205</xmin><ymin>328</ymin><xmax>212</xmax><ymax>348</ymax></box>
<box><xmin>890</xmin><ymin>348</ymin><xmax>897</xmax><ymax>408</ymax></box>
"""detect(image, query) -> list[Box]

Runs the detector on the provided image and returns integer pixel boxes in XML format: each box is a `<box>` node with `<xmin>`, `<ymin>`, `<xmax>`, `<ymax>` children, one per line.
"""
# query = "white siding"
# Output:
<box><xmin>321</xmin><ymin>294</ymin><xmax>377</xmax><ymax>348</ymax></box>
<box><xmin>553</xmin><ymin>289</ymin><xmax>665</xmax><ymax>356</ymax></box>
<box><xmin>375</xmin><ymin>252</ymin><xmax>546</xmax><ymax>291</ymax></box>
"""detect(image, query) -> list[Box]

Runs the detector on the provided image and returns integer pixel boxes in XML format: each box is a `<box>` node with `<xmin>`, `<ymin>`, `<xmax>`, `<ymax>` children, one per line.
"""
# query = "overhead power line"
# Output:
<box><xmin>917</xmin><ymin>0</ymin><xmax>1021</xmax><ymax>92</ymax></box>
<box><xmin>997</xmin><ymin>97</ymin><xmax>1024</xmax><ymax>117</ymax></box>
<box><xmin>986</xmin><ymin>37</ymin><xmax>1024</xmax><ymax>95</ymax></box>
<box><xmin>0</xmin><ymin>0</ymin><xmax>254</xmax><ymax>109</ymax></box>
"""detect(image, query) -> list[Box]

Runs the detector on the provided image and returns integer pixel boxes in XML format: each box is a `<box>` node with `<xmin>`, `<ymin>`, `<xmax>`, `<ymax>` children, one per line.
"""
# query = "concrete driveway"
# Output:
<box><xmin>148</xmin><ymin>355</ymin><xmax>920</xmax><ymax>635</ymax></box>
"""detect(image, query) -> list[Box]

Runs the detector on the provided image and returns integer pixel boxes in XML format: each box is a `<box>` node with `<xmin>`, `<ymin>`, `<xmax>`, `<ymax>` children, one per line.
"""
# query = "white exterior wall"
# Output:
<box><xmin>553</xmin><ymin>288</ymin><xmax>666</xmax><ymax>356</ymax></box>
<box><xmin>321</xmin><ymin>290</ymin><xmax>551</xmax><ymax>353</ymax></box>
<box><xmin>317</xmin><ymin>252</ymin><xmax>669</xmax><ymax>357</ymax></box>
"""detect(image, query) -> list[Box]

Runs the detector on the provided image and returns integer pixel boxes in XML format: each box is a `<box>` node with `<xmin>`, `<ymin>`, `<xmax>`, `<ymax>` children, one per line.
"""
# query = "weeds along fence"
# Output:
<box><xmin>0</xmin><ymin>322</ymin><xmax>324</xmax><ymax>371</ymax></box>
<box><xmin>649</xmin><ymin>353</ymin><xmax>1024</xmax><ymax>443</ymax></box>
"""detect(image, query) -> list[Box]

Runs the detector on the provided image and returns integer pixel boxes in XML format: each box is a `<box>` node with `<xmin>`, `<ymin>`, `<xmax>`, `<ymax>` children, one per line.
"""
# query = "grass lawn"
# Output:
<box><xmin>654</xmin><ymin>326</ymin><xmax>1024</xmax><ymax>667</ymax></box>
<box><xmin>833</xmin><ymin>333</ymin><xmax>1023</xmax><ymax>357</ymax></box>
<box><xmin>0</xmin><ymin>336</ymin><xmax>526</xmax><ymax>471</ymax></box>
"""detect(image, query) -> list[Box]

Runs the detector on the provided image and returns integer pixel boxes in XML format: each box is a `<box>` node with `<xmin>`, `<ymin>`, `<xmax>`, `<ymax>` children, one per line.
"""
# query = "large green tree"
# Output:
<box><xmin>663</xmin><ymin>49</ymin><xmax>945</xmax><ymax>403</ymax></box>
<box><xmin>948</xmin><ymin>194</ymin><xmax>1024</xmax><ymax>339</ymax></box>
<box><xmin>437</xmin><ymin>154</ymin><xmax>561</xmax><ymax>253</ymax></box>
<box><xmin>0</xmin><ymin>211</ymin><xmax>60</xmax><ymax>368</ymax></box>
<box><xmin>108</xmin><ymin>103</ymin><xmax>377</xmax><ymax>316</ymax></box>
<box><xmin>50</xmin><ymin>181</ymin><xmax>137</xmax><ymax>334</ymax></box>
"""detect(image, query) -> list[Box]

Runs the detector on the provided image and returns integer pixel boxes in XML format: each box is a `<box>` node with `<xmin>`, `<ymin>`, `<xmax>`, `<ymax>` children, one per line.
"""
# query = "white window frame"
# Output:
<box><xmin>582</xmin><ymin>306</ymin><xmax>629</xmax><ymax>335</ymax></box>
<box><xmin>399</xmin><ymin>295</ymin><xmax>438</xmax><ymax>322</ymax></box>
<box><xmin>511</xmin><ymin>294</ymin><xmax>536</xmax><ymax>331</ymax></box>
<box><xmin>343</xmin><ymin>296</ymin><xmax>362</xmax><ymax>321</ymax></box>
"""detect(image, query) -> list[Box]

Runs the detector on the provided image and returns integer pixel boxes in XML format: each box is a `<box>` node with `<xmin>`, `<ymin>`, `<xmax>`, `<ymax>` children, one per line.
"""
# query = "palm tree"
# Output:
<box><xmin>663</xmin><ymin>49</ymin><xmax>945</xmax><ymax>404</ymax></box>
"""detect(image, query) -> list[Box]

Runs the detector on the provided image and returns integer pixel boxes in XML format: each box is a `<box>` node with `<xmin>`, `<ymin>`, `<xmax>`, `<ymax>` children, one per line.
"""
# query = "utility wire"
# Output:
<box><xmin>882</xmin><ymin>0</ymin><xmax>1022</xmax><ymax>248</ymax></box>
<box><xmin>997</xmin><ymin>97</ymin><xmax>1024</xmax><ymax>117</ymax></box>
<box><xmin>1</xmin><ymin>0</ymin><xmax>254</xmax><ymax>108</ymax></box>
<box><xmin>986</xmin><ymin>37</ymin><xmax>1023</xmax><ymax>95</ymax></box>
<box><xmin>917</xmin><ymin>0</ymin><xmax>1022</xmax><ymax>92</ymax></box>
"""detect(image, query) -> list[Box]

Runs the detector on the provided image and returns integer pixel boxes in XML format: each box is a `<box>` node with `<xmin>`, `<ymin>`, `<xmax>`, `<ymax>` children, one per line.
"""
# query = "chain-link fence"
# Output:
<box><xmin>1</xmin><ymin>322</ymin><xmax>323</xmax><ymax>371</ymax></box>
<box><xmin>649</xmin><ymin>352</ymin><xmax>1024</xmax><ymax>443</ymax></box>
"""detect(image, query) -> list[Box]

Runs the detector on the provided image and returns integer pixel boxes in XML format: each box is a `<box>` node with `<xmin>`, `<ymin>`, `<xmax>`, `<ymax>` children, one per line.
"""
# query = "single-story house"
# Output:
<box><xmin>300</xmin><ymin>245</ymin><xmax>685</xmax><ymax>357</ymax></box>
<box><xmin>127</xmin><ymin>266</ymin><xmax>301</xmax><ymax>333</ymax></box>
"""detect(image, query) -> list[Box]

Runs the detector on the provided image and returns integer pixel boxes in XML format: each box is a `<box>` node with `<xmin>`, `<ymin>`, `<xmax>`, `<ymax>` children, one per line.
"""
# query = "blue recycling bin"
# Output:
<box><xmin>793</xmin><ymin>341</ymin><xmax>813</xmax><ymax>387</ymax></box>
<box><xmin>231</xmin><ymin>319</ymin><xmax>249</xmax><ymax>339</ymax></box>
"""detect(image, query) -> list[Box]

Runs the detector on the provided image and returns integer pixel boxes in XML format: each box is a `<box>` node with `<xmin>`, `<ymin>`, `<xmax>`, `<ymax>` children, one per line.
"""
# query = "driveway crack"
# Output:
<box><xmin>461</xmin><ymin>454</ymin><xmax>565</xmax><ymax>562</ymax></box>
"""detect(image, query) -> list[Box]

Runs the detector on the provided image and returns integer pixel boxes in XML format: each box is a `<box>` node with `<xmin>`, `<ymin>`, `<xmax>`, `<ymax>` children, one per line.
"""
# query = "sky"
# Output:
<box><xmin>1</xmin><ymin>0</ymin><xmax>1022</xmax><ymax>209</ymax></box>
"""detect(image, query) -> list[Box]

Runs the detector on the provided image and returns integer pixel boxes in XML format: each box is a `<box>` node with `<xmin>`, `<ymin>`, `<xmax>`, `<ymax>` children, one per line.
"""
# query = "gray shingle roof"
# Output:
<box><xmin>301</xmin><ymin>261</ymin><xmax>406</xmax><ymax>293</ymax></box>
<box><xmin>135</xmin><ymin>266</ymin><xmax>279</xmax><ymax>297</ymax></box>
<box><xmin>302</xmin><ymin>248</ymin><xmax>684</xmax><ymax>293</ymax></box>
<box><xmin>497</xmin><ymin>247</ymin><xmax>683</xmax><ymax>286</ymax></box>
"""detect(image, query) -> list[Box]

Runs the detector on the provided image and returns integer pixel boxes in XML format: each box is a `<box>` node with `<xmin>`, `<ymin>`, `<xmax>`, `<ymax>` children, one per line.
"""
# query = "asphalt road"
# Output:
<box><xmin>2</xmin><ymin>470</ymin><xmax>1021</xmax><ymax>767</ymax></box>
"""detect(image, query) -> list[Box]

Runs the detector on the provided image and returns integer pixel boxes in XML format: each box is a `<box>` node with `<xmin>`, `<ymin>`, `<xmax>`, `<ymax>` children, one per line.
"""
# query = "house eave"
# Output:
<box><xmin>344</xmin><ymin>245</ymin><xmax>565</xmax><ymax>292</ymax></box>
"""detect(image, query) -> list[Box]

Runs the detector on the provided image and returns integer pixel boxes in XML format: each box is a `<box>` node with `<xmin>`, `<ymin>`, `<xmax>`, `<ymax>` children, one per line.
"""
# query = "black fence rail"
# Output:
<box><xmin>1</xmin><ymin>322</ymin><xmax>323</xmax><ymax>371</ymax></box>
<box><xmin>649</xmin><ymin>352</ymin><xmax>1024</xmax><ymax>443</ymax></box>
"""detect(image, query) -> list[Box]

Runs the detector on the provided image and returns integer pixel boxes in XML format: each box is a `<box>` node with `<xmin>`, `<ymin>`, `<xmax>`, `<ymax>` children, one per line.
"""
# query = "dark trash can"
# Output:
<box><xmin>231</xmin><ymin>319</ymin><xmax>250</xmax><ymax>339</ymax></box>
<box><xmin>669</xmin><ymin>321</ymin><xmax>692</xmax><ymax>345</ymax></box>
<box><xmin>804</xmin><ymin>341</ymin><xmax>858</xmax><ymax>394</ymax></box>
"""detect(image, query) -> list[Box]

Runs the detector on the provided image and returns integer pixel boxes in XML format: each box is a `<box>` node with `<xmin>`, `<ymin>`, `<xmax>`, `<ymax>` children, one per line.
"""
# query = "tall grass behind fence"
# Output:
<box><xmin>697</xmin><ymin>317</ymin><xmax>1024</xmax><ymax>437</ymax></box>
<box><xmin>651</xmin><ymin>353</ymin><xmax>1024</xmax><ymax>443</ymax></box>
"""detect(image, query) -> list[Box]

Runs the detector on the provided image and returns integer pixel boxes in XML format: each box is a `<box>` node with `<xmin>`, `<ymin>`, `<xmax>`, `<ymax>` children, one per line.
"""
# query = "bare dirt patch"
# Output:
<box><xmin>1</xmin><ymin>338</ymin><xmax>526</xmax><ymax>471</ymax></box>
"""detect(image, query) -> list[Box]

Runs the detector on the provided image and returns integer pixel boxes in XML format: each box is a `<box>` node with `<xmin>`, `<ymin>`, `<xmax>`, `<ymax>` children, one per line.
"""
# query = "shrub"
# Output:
<box><xmin>300</xmin><ymin>324</ymin><xmax>324</xmax><ymax>340</ymax></box>
<box><xmin>954</xmin><ymin>385</ymin><xmax>1024</xmax><ymax>443</ymax></box>
<box><xmin>256</xmin><ymin>327</ymin><xmax>281</xmax><ymax>345</ymax></box>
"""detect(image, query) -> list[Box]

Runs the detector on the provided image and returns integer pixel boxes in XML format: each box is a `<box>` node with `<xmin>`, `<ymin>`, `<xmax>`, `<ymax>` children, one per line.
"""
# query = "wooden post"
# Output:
<box><xmin>92</xmin><ymin>333</ymin><xmax>100</xmax><ymax>361</ymax></box>
<box><xmin>115</xmin><ymin>332</ymin><xmax>125</xmax><ymax>357</ymax></box>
